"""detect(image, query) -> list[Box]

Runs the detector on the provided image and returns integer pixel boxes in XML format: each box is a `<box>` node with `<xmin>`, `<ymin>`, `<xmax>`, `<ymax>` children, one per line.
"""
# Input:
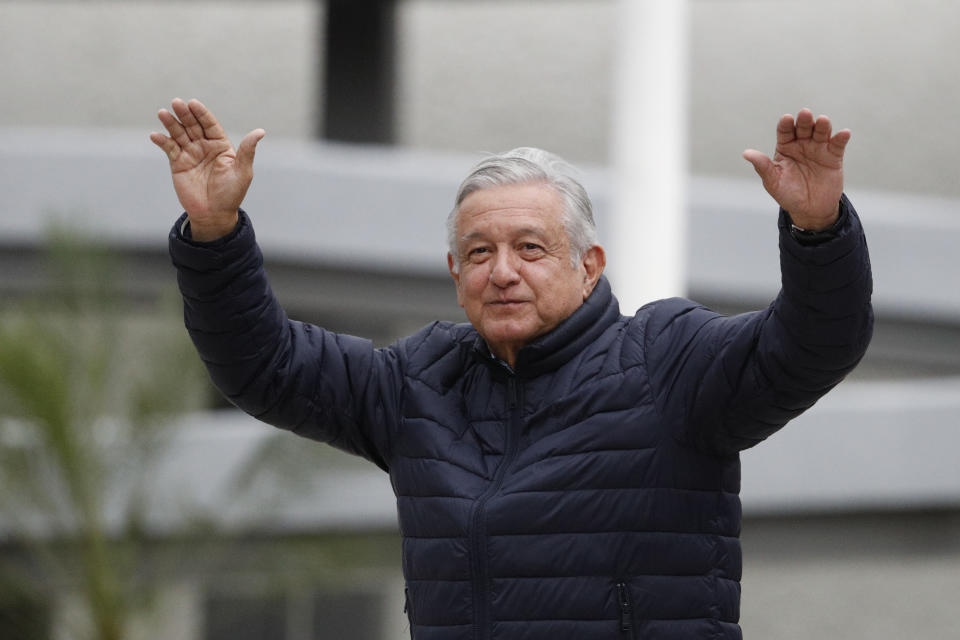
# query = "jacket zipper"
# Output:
<box><xmin>617</xmin><ymin>582</ymin><xmax>636</xmax><ymax>638</ymax></box>
<box><xmin>470</xmin><ymin>374</ymin><xmax>522</xmax><ymax>640</ymax></box>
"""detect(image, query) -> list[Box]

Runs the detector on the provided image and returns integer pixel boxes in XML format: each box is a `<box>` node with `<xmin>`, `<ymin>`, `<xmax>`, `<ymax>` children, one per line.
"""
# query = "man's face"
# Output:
<box><xmin>447</xmin><ymin>183</ymin><xmax>604</xmax><ymax>366</ymax></box>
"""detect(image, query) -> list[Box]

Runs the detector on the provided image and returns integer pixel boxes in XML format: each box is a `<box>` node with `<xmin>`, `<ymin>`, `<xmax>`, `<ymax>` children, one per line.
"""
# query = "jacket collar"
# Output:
<box><xmin>472</xmin><ymin>276</ymin><xmax>621</xmax><ymax>378</ymax></box>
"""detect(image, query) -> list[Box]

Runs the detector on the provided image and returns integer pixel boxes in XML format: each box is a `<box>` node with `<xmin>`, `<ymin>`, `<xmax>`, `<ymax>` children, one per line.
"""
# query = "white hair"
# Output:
<box><xmin>447</xmin><ymin>147</ymin><xmax>598</xmax><ymax>271</ymax></box>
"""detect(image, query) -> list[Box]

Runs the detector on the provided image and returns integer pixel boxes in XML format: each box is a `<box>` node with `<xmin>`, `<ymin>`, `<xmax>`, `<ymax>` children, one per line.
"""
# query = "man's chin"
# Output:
<box><xmin>480</xmin><ymin>323</ymin><xmax>540</xmax><ymax>350</ymax></box>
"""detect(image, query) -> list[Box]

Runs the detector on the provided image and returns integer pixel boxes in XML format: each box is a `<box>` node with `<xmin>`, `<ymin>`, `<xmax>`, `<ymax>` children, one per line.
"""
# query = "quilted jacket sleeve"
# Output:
<box><xmin>644</xmin><ymin>194</ymin><xmax>873</xmax><ymax>454</ymax></box>
<box><xmin>168</xmin><ymin>211</ymin><xmax>401</xmax><ymax>471</ymax></box>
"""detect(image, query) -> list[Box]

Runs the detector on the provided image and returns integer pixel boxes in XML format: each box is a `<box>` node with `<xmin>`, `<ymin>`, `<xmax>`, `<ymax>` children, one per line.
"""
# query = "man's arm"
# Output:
<box><xmin>168</xmin><ymin>211</ymin><xmax>401</xmax><ymax>470</ymax></box>
<box><xmin>645</xmin><ymin>110</ymin><xmax>872</xmax><ymax>454</ymax></box>
<box><xmin>156</xmin><ymin>100</ymin><xmax>400</xmax><ymax>469</ymax></box>
<box><xmin>646</xmin><ymin>197</ymin><xmax>872</xmax><ymax>454</ymax></box>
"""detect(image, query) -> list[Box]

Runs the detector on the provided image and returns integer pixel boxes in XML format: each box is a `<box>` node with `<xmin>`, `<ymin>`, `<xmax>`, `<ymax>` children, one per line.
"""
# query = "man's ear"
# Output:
<box><xmin>580</xmin><ymin>245</ymin><xmax>606</xmax><ymax>299</ymax></box>
<box><xmin>447</xmin><ymin>253</ymin><xmax>465</xmax><ymax>308</ymax></box>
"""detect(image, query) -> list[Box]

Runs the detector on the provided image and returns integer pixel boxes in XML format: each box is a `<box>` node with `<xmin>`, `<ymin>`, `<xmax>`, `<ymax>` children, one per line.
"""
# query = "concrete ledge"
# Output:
<box><xmin>3</xmin><ymin>127</ymin><xmax>958</xmax><ymax>321</ymax></box>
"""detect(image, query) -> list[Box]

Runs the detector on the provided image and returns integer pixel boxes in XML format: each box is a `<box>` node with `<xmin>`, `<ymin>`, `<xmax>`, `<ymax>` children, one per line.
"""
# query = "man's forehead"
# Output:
<box><xmin>460</xmin><ymin>182</ymin><xmax>562</xmax><ymax>211</ymax></box>
<box><xmin>458</xmin><ymin>182</ymin><xmax>564</xmax><ymax>216</ymax></box>
<box><xmin>456</xmin><ymin>206</ymin><xmax>566</xmax><ymax>242</ymax></box>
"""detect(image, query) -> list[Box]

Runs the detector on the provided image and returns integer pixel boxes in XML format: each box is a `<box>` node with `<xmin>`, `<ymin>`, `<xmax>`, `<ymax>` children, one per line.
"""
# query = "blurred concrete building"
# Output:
<box><xmin>1</xmin><ymin>1</ymin><xmax>959</xmax><ymax>639</ymax></box>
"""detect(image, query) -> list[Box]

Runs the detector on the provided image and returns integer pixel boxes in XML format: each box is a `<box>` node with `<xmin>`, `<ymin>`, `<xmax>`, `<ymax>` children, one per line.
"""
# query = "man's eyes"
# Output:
<box><xmin>519</xmin><ymin>243</ymin><xmax>547</xmax><ymax>256</ymax></box>
<box><xmin>464</xmin><ymin>243</ymin><xmax>544</xmax><ymax>260</ymax></box>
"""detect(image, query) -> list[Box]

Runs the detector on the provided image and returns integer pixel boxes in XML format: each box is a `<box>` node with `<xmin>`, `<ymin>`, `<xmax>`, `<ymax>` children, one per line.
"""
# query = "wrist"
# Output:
<box><xmin>186</xmin><ymin>211</ymin><xmax>239</xmax><ymax>242</ymax></box>
<box><xmin>785</xmin><ymin>201</ymin><xmax>841</xmax><ymax>232</ymax></box>
<box><xmin>784</xmin><ymin>197</ymin><xmax>848</xmax><ymax>246</ymax></box>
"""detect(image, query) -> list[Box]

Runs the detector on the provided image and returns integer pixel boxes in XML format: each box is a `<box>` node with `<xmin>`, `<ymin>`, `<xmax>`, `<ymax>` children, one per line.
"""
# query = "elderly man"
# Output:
<box><xmin>153</xmin><ymin>99</ymin><xmax>872</xmax><ymax>640</ymax></box>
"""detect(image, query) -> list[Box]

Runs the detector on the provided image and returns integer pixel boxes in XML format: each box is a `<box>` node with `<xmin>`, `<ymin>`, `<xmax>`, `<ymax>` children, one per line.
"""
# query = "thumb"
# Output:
<box><xmin>742</xmin><ymin>148</ymin><xmax>780</xmax><ymax>192</ymax></box>
<box><xmin>237</xmin><ymin>128</ymin><xmax>266</xmax><ymax>173</ymax></box>
<box><xmin>742</xmin><ymin>149</ymin><xmax>774</xmax><ymax>179</ymax></box>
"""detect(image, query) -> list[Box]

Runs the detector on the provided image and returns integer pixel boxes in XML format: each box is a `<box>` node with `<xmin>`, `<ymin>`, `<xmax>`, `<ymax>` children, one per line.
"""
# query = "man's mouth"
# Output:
<box><xmin>488</xmin><ymin>299</ymin><xmax>529</xmax><ymax>310</ymax></box>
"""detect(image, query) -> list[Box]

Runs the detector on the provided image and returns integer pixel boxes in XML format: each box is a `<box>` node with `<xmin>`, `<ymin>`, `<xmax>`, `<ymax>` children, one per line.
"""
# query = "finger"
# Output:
<box><xmin>157</xmin><ymin>108</ymin><xmax>191</xmax><ymax>148</ymax></box>
<box><xmin>812</xmin><ymin>114</ymin><xmax>832</xmax><ymax>143</ymax></box>
<box><xmin>171</xmin><ymin>97</ymin><xmax>204</xmax><ymax>142</ymax></box>
<box><xmin>236</xmin><ymin>128</ymin><xmax>266</xmax><ymax>174</ymax></box>
<box><xmin>148</xmin><ymin>132</ymin><xmax>182</xmax><ymax>162</ymax></box>
<box><xmin>776</xmin><ymin>114</ymin><xmax>796</xmax><ymax>145</ymax></box>
<box><xmin>827</xmin><ymin>128</ymin><xmax>852</xmax><ymax>158</ymax></box>
<box><xmin>742</xmin><ymin>149</ymin><xmax>776</xmax><ymax>184</ymax></box>
<box><xmin>795</xmin><ymin>108</ymin><xmax>815</xmax><ymax>139</ymax></box>
<box><xmin>188</xmin><ymin>99</ymin><xmax>227</xmax><ymax>140</ymax></box>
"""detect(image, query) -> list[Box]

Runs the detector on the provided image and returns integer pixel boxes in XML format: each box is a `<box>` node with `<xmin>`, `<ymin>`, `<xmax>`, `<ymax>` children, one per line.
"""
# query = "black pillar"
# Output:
<box><xmin>322</xmin><ymin>0</ymin><xmax>396</xmax><ymax>144</ymax></box>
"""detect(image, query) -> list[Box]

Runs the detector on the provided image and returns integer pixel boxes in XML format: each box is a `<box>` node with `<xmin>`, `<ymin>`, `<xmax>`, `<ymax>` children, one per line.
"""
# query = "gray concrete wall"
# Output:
<box><xmin>395</xmin><ymin>0</ymin><xmax>616</xmax><ymax>162</ymax></box>
<box><xmin>740</xmin><ymin>511</ymin><xmax>960</xmax><ymax>639</ymax></box>
<box><xmin>395</xmin><ymin>0</ymin><xmax>960</xmax><ymax>200</ymax></box>
<box><xmin>744</xmin><ymin>553</ymin><xmax>960</xmax><ymax>638</ymax></box>
<box><xmin>0</xmin><ymin>0</ymin><xmax>321</xmax><ymax>138</ymax></box>
<box><xmin>4</xmin><ymin>0</ymin><xmax>959</xmax><ymax>201</ymax></box>
<box><xmin>690</xmin><ymin>0</ymin><xmax>960</xmax><ymax>200</ymax></box>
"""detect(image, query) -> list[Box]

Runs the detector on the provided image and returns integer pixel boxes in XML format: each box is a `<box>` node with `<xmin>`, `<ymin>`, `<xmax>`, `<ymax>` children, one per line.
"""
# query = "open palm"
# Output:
<box><xmin>150</xmin><ymin>99</ymin><xmax>264</xmax><ymax>241</ymax></box>
<box><xmin>743</xmin><ymin>109</ymin><xmax>850</xmax><ymax>230</ymax></box>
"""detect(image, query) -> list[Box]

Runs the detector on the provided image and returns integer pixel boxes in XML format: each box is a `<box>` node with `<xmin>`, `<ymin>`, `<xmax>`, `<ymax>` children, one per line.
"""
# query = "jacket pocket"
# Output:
<box><xmin>616</xmin><ymin>581</ymin><xmax>637</xmax><ymax>639</ymax></box>
<box><xmin>404</xmin><ymin>586</ymin><xmax>414</xmax><ymax>638</ymax></box>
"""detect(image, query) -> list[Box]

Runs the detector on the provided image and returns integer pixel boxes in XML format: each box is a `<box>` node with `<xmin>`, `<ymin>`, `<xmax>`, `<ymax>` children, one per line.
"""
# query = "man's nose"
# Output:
<box><xmin>489</xmin><ymin>250</ymin><xmax>521</xmax><ymax>287</ymax></box>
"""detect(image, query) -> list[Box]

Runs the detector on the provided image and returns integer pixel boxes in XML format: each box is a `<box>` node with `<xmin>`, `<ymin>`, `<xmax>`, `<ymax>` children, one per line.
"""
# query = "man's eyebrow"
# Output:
<box><xmin>460</xmin><ymin>227</ymin><xmax>549</xmax><ymax>243</ymax></box>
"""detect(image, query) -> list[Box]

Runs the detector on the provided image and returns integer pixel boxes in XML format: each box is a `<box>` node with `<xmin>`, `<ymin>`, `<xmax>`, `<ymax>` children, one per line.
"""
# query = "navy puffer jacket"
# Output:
<box><xmin>170</xmin><ymin>196</ymin><xmax>872</xmax><ymax>640</ymax></box>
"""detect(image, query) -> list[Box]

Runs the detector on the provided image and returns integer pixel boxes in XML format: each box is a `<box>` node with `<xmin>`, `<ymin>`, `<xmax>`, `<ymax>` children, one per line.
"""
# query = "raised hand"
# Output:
<box><xmin>742</xmin><ymin>109</ymin><xmax>850</xmax><ymax>230</ymax></box>
<box><xmin>150</xmin><ymin>99</ymin><xmax>265</xmax><ymax>241</ymax></box>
